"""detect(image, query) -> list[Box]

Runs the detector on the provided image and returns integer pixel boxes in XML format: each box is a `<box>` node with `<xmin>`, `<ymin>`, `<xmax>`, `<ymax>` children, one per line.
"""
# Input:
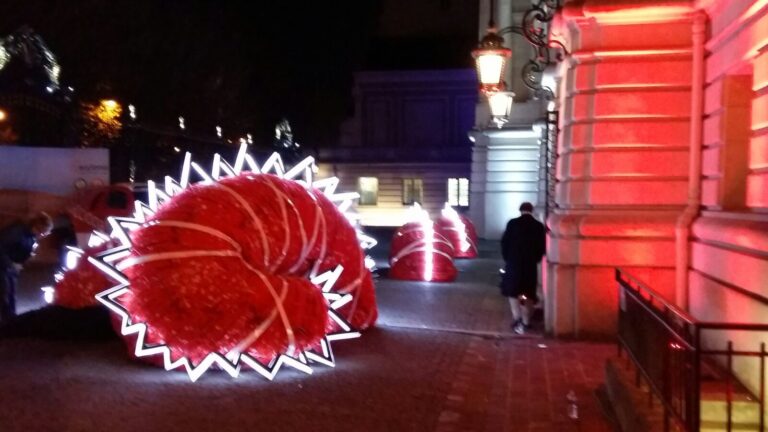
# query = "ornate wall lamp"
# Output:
<box><xmin>473</xmin><ymin>0</ymin><xmax>566</xmax><ymax>219</ymax></box>
<box><xmin>472</xmin><ymin>0</ymin><xmax>567</xmax><ymax>123</ymax></box>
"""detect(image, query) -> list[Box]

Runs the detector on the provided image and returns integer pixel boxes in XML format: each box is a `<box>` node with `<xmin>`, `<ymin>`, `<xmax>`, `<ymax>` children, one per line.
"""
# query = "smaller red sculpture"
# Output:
<box><xmin>436</xmin><ymin>204</ymin><xmax>478</xmax><ymax>259</ymax></box>
<box><xmin>389</xmin><ymin>204</ymin><xmax>457</xmax><ymax>282</ymax></box>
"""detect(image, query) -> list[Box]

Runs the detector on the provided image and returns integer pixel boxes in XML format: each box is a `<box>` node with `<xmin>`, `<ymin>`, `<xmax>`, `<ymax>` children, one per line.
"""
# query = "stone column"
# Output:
<box><xmin>470</xmin><ymin>122</ymin><xmax>543</xmax><ymax>240</ymax></box>
<box><xmin>547</xmin><ymin>1</ymin><xmax>696</xmax><ymax>336</ymax></box>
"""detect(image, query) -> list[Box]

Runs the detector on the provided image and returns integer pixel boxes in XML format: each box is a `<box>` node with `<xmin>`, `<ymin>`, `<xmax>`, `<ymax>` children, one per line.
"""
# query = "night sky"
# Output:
<box><xmin>0</xmin><ymin>1</ymin><xmax>477</xmax><ymax>148</ymax></box>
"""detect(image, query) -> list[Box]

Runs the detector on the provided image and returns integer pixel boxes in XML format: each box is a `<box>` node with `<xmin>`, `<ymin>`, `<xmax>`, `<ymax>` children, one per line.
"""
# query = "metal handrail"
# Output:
<box><xmin>617</xmin><ymin>268</ymin><xmax>697</xmax><ymax>325</ymax></box>
<box><xmin>616</xmin><ymin>268</ymin><xmax>768</xmax><ymax>432</ymax></box>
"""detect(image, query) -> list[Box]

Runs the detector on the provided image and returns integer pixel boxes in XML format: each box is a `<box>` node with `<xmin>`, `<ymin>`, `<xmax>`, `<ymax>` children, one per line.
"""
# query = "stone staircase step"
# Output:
<box><xmin>699</xmin><ymin>365</ymin><xmax>764</xmax><ymax>430</ymax></box>
<box><xmin>604</xmin><ymin>356</ymin><xmax>767</xmax><ymax>432</ymax></box>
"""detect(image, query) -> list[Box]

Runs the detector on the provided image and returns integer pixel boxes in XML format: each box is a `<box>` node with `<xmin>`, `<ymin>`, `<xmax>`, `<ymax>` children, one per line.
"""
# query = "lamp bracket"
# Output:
<box><xmin>490</xmin><ymin>0</ymin><xmax>566</xmax><ymax>100</ymax></box>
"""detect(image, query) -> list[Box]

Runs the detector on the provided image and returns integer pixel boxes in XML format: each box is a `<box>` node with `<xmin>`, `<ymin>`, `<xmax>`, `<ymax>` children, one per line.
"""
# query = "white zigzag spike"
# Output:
<box><xmin>311</xmin><ymin>177</ymin><xmax>339</xmax><ymax>196</ymax></box>
<box><xmin>211</xmin><ymin>153</ymin><xmax>238</xmax><ymax>180</ymax></box>
<box><xmin>164</xmin><ymin>176</ymin><xmax>185</xmax><ymax>197</ymax></box>
<box><xmin>238</xmin><ymin>353</ymin><xmax>313</xmax><ymax>381</ymax></box>
<box><xmin>107</xmin><ymin>218</ymin><xmax>132</xmax><ymax>249</ymax></box>
<box><xmin>283</xmin><ymin>156</ymin><xmax>315</xmax><ymax>185</ymax></box>
<box><xmin>261</xmin><ymin>153</ymin><xmax>285</xmax><ymax>177</ymax></box>
<box><xmin>190</xmin><ymin>162</ymin><xmax>214</xmax><ymax>183</ymax></box>
<box><xmin>132</xmin><ymin>201</ymin><xmax>154</xmax><ymax>223</ymax></box>
<box><xmin>328</xmin><ymin>310</ymin><xmax>352</xmax><ymax>333</ymax></box>
<box><xmin>88</xmin><ymin>257</ymin><xmax>129</xmax><ymax>286</ymax></box>
<box><xmin>180</xmin><ymin>152</ymin><xmax>192</xmax><ymax>188</ymax></box>
<box><xmin>327</xmin><ymin>331</ymin><xmax>361</xmax><ymax>341</ymax></box>
<box><xmin>233</xmin><ymin>143</ymin><xmax>261</xmax><ymax>173</ymax></box>
<box><xmin>147</xmin><ymin>180</ymin><xmax>177</xmax><ymax>211</ymax></box>
<box><xmin>356</xmin><ymin>232</ymin><xmax>378</xmax><ymax>250</ymax></box>
<box><xmin>327</xmin><ymin>192</ymin><xmax>360</xmax><ymax>202</ymax></box>
<box><xmin>328</xmin><ymin>293</ymin><xmax>353</xmax><ymax>310</ymax></box>
<box><xmin>336</xmin><ymin>199</ymin><xmax>353</xmax><ymax>214</ymax></box>
<box><xmin>311</xmin><ymin>265</ymin><xmax>344</xmax><ymax>293</ymax></box>
<box><xmin>87</xmin><ymin>231</ymin><xmax>110</xmax><ymax>248</ymax></box>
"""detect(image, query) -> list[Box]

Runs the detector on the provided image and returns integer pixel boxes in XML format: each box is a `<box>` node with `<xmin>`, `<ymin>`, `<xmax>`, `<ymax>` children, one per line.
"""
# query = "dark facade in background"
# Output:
<box><xmin>317</xmin><ymin>69</ymin><xmax>477</xmax><ymax>226</ymax></box>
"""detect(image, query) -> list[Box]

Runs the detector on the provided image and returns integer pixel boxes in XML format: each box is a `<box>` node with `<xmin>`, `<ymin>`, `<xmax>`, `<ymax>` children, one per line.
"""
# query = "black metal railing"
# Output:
<box><xmin>543</xmin><ymin>109</ymin><xmax>558</xmax><ymax>223</ymax></box>
<box><xmin>616</xmin><ymin>268</ymin><xmax>768</xmax><ymax>431</ymax></box>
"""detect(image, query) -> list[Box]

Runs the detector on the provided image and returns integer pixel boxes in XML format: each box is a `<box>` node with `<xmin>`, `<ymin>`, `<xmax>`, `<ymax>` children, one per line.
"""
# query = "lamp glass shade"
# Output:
<box><xmin>472</xmin><ymin>28</ymin><xmax>511</xmax><ymax>93</ymax></box>
<box><xmin>488</xmin><ymin>91</ymin><xmax>514</xmax><ymax>118</ymax></box>
<box><xmin>477</xmin><ymin>53</ymin><xmax>507</xmax><ymax>86</ymax></box>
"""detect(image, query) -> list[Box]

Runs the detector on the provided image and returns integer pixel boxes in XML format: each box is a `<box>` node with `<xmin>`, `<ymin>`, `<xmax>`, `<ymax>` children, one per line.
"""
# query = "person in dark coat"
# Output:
<box><xmin>500</xmin><ymin>202</ymin><xmax>546</xmax><ymax>334</ymax></box>
<box><xmin>0</xmin><ymin>212</ymin><xmax>53</xmax><ymax>323</ymax></box>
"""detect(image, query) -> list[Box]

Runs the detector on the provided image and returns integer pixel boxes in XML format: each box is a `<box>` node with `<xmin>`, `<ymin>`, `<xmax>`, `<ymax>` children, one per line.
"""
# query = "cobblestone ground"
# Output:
<box><xmin>0</xmin><ymin>235</ymin><xmax>615</xmax><ymax>432</ymax></box>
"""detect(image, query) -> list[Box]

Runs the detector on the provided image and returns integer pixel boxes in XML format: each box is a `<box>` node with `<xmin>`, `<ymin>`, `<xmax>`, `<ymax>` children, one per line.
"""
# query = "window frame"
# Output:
<box><xmin>402</xmin><ymin>178</ymin><xmax>424</xmax><ymax>205</ymax></box>
<box><xmin>447</xmin><ymin>177</ymin><xmax>470</xmax><ymax>208</ymax></box>
<box><xmin>357</xmin><ymin>177</ymin><xmax>379</xmax><ymax>206</ymax></box>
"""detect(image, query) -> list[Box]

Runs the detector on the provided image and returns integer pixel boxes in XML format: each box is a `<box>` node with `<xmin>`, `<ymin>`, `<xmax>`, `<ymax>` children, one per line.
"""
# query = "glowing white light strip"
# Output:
<box><xmin>190</xmin><ymin>162</ymin><xmax>214</xmax><ymax>183</ymax></box>
<box><xmin>117</xmin><ymin>250</ymin><xmax>241</xmax><ymax>271</ymax></box>
<box><xmin>147</xmin><ymin>220</ymin><xmax>242</xmax><ymax>251</ymax></box>
<box><xmin>329</xmin><ymin>310</ymin><xmax>352</xmax><ymax>332</ymax></box>
<box><xmin>65</xmin><ymin>247</ymin><xmax>84</xmax><ymax>270</ymax></box>
<box><xmin>327</xmin><ymin>192</ymin><xmax>360</xmax><ymax>202</ymax></box>
<box><xmin>423</xmin><ymin>221</ymin><xmax>434</xmax><ymax>282</ymax></box>
<box><xmin>133</xmin><ymin>202</ymin><xmax>153</xmax><ymax>222</ymax></box>
<box><xmin>390</xmin><ymin>241</ymin><xmax>453</xmax><ymax>265</ymax></box>
<box><xmin>327</xmin><ymin>332</ymin><xmax>361</xmax><ymax>341</ymax></box>
<box><xmin>364</xmin><ymin>256</ymin><xmax>376</xmax><ymax>270</ymax></box>
<box><xmin>283</xmin><ymin>156</ymin><xmax>315</xmax><ymax>185</ymax></box>
<box><xmin>357</xmin><ymin>233</ymin><xmax>378</xmax><ymax>249</ymax></box>
<box><xmin>211</xmin><ymin>182</ymin><xmax>271</xmax><ymax>269</ymax></box>
<box><xmin>102</xmin><ymin>249</ymin><xmax>131</xmax><ymax>263</ymax></box>
<box><xmin>88</xmin><ymin>257</ymin><xmax>128</xmax><ymax>286</ymax></box>
<box><xmin>261</xmin><ymin>152</ymin><xmax>285</xmax><ymax>177</ymax></box>
<box><xmin>41</xmin><ymin>286</ymin><xmax>54</xmax><ymax>304</ymax></box>
<box><xmin>329</xmin><ymin>294</ymin><xmax>353</xmax><ymax>310</ymax></box>
<box><xmin>442</xmin><ymin>203</ymin><xmax>473</xmax><ymax>253</ymax></box>
<box><xmin>88</xmin><ymin>231</ymin><xmax>110</xmax><ymax>247</ymax></box>
<box><xmin>311</xmin><ymin>265</ymin><xmax>343</xmax><ymax>293</ymax></box>
<box><xmin>390</xmin><ymin>203</ymin><xmax>460</xmax><ymax>281</ymax></box>
<box><xmin>311</xmin><ymin>177</ymin><xmax>339</xmax><ymax>195</ymax></box>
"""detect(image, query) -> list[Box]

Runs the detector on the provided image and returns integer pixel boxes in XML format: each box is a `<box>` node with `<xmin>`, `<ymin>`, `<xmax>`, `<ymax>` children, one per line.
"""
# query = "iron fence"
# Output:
<box><xmin>616</xmin><ymin>268</ymin><xmax>768</xmax><ymax>431</ymax></box>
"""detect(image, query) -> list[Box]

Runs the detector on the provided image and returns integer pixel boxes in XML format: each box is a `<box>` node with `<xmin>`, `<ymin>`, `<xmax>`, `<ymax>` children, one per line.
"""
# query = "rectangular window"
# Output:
<box><xmin>358</xmin><ymin>177</ymin><xmax>378</xmax><ymax>206</ymax></box>
<box><xmin>402</xmin><ymin>178</ymin><xmax>424</xmax><ymax>205</ymax></box>
<box><xmin>447</xmin><ymin>177</ymin><xmax>469</xmax><ymax>208</ymax></box>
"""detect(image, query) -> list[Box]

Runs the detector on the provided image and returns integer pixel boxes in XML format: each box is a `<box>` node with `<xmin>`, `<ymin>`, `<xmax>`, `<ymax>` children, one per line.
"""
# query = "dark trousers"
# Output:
<box><xmin>0</xmin><ymin>267</ymin><xmax>17</xmax><ymax>323</ymax></box>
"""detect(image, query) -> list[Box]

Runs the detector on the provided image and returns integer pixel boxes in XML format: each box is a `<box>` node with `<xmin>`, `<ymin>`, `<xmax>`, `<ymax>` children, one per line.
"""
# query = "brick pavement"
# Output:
<box><xmin>430</xmin><ymin>334</ymin><xmax>615</xmax><ymax>432</ymax></box>
<box><xmin>2</xmin><ymin>236</ymin><xmax>617</xmax><ymax>431</ymax></box>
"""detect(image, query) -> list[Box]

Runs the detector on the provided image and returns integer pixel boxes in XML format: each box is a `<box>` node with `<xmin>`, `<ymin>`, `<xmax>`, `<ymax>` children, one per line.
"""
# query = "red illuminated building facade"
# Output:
<box><xmin>472</xmin><ymin>0</ymin><xmax>768</xmax><ymax>342</ymax></box>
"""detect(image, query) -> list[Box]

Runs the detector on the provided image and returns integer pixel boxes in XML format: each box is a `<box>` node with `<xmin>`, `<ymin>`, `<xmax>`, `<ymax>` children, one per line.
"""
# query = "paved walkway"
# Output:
<box><xmin>0</xmin><ymin>235</ymin><xmax>616</xmax><ymax>432</ymax></box>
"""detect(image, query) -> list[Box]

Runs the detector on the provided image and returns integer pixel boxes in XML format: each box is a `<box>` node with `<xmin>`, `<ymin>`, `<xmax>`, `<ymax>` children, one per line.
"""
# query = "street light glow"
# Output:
<box><xmin>472</xmin><ymin>29</ymin><xmax>511</xmax><ymax>93</ymax></box>
<box><xmin>0</xmin><ymin>109</ymin><xmax>6</xmax><ymax>122</ymax></box>
<box><xmin>101</xmin><ymin>99</ymin><xmax>118</xmax><ymax>110</ymax></box>
<box><xmin>488</xmin><ymin>91</ymin><xmax>514</xmax><ymax>126</ymax></box>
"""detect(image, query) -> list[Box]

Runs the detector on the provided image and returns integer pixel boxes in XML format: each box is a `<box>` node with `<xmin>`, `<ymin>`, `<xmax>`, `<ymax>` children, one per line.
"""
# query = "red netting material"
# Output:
<box><xmin>435</xmin><ymin>214</ymin><xmax>478</xmax><ymax>259</ymax></box>
<box><xmin>388</xmin><ymin>221</ymin><xmax>457</xmax><ymax>282</ymax></box>
<box><xmin>53</xmin><ymin>245</ymin><xmax>111</xmax><ymax>309</ymax></box>
<box><xmin>61</xmin><ymin>173</ymin><xmax>377</xmax><ymax>365</ymax></box>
